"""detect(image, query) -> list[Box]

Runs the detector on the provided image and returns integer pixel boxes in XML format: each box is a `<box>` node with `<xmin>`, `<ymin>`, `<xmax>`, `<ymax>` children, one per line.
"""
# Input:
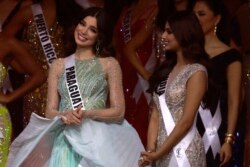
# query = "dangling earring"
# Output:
<box><xmin>95</xmin><ymin>40</ymin><xmax>100</xmax><ymax>56</ymax></box>
<box><xmin>214</xmin><ymin>25</ymin><xmax>217</xmax><ymax>35</ymax></box>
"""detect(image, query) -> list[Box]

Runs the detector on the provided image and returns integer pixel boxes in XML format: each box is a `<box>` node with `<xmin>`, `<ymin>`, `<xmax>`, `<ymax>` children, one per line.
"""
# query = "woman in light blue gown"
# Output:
<box><xmin>6</xmin><ymin>7</ymin><xmax>145</xmax><ymax>167</ymax></box>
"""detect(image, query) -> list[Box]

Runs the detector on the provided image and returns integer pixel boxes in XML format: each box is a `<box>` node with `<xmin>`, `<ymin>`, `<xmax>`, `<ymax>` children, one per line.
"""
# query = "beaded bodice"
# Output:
<box><xmin>153</xmin><ymin>63</ymin><xmax>207</xmax><ymax>167</ymax></box>
<box><xmin>58</xmin><ymin>58</ymin><xmax>108</xmax><ymax>112</ymax></box>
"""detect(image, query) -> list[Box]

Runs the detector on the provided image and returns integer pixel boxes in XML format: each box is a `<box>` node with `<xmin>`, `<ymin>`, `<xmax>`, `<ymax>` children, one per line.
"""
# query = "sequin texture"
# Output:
<box><xmin>154</xmin><ymin>64</ymin><xmax>206</xmax><ymax>167</ymax></box>
<box><xmin>0</xmin><ymin>63</ymin><xmax>12</xmax><ymax>167</ymax></box>
<box><xmin>22</xmin><ymin>20</ymin><xmax>65</xmax><ymax>126</ymax></box>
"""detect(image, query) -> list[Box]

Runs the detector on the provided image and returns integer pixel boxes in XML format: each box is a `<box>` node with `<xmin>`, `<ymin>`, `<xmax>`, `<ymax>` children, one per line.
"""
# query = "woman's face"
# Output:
<box><xmin>193</xmin><ymin>1</ymin><xmax>220</xmax><ymax>35</ymax></box>
<box><xmin>74</xmin><ymin>16</ymin><xmax>98</xmax><ymax>48</ymax></box>
<box><xmin>161</xmin><ymin>23</ymin><xmax>180</xmax><ymax>51</ymax></box>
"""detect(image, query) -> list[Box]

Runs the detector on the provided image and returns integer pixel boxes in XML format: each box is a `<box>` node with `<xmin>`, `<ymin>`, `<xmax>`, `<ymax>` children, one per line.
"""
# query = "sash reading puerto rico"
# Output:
<box><xmin>31</xmin><ymin>3</ymin><xmax>57</xmax><ymax>66</ymax></box>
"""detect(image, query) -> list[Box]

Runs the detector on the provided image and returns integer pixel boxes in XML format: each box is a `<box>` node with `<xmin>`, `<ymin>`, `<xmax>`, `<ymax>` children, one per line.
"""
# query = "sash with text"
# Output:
<box><xmin>64</xmin><ymin>54</ymin><xmax>85</xmax><ymax>110</ymax></box>
<box><xmin>31</xmin><ymin>3</ymin><xmax>57</xmax><ymax>66</ymax></box>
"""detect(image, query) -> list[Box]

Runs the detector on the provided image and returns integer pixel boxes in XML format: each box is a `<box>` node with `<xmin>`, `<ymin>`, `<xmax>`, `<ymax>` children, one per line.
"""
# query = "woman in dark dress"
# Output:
<box><xmin>194</xmin><ymin>0</ymin><xmax>242</xmax><ymax>166</ymax></box>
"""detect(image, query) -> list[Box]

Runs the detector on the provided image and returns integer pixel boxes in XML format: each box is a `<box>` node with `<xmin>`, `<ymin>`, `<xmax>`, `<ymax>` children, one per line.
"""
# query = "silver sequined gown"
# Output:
<box><xmin>154</xmin><ymin>64</ymin><xmax>206</xmax><ymax>167</ymax></box>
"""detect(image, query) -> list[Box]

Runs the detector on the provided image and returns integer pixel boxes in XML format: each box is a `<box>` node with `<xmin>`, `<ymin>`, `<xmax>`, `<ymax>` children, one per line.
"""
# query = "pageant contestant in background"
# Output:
<box><xmin>113</xmin><ymin>0</ymin><xmax>158</xmax><ymax>146</ymax></box>
<box><xmin>1</xmin><ymin>0</ymin><xmax>83</xmax><ymax>126</ymax></box>
<box><xmin>0</xmin><ymin>37</ymin><xmax>45</xmax><ymax>167</ymax></box>
<box><xmin>194</xmin><ymin>0</ymin><xmax>242</xmax><ymax>166</ymax></box>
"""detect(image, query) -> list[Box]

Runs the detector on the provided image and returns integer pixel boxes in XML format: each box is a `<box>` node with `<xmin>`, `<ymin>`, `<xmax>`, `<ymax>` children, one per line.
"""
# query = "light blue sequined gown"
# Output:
<box><xmin>7</xmin><ymin>57</ymin><xmax>144</xmax><ymax>167</ymax></box>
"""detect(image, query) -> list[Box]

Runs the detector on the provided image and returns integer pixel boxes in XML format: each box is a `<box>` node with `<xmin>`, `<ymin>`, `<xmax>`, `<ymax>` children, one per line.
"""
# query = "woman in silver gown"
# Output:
<box><xmin>139</xmin><ymin>11</ymin><xmax>207</xmax><ymax>167</ymax></box>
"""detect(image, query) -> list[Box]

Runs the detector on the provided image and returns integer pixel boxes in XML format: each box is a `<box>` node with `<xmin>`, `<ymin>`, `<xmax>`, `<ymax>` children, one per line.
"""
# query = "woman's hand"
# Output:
<box><xmin>138</xmin><ymin>151</ymin><xmax>159</xmax><ymax>167</ymax></box>
<box><xmin>142</xmin><ymin>70</ymin><xmax>152</xmax><ymax>81</ymax></box>
<box><xmin>61</xmin><ymin>105</ymin><xmax>83</xmax><ymax>125</ymax></box>
<box><xmin>0</xmin><ymin>91</ymin><xmax>10</xmax><ymax>104</ymax></box>
<box><xmin>219</xmin><ymin>142</ymin><xmax>232</xmax><ymax>167</ymax></box>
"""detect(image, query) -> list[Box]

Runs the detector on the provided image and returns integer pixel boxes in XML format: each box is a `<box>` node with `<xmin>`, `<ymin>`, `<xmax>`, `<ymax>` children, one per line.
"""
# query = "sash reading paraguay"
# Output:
<box><xmin>31</xmin><ymin>3</ymin><xmax>57</xmax><ymax>66</ymax></box>
<box><xmin>64</xmin><ymin>54</ymin><xmax>85</xmax><ymax>110</ymax></box>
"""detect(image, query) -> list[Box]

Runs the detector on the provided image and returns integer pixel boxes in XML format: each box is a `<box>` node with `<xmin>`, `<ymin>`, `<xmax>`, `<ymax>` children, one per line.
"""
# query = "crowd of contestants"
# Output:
<box><xmin>0</xmin><ymin>0</ymin><xmax>249</xmax><ymax>166</ymax></box>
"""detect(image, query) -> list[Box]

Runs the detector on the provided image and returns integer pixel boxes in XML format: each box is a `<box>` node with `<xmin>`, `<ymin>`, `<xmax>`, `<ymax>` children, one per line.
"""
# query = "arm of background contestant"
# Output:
<box><xmin>0</xmin><ymin>5</ymin><xmax>32</xmax><ymax>38</ymax></box>
<box><xmin>0</xmin><ymin>38</ymin><xmax>46</xmax><ymax>103</ymax></box>
<box><xmin>220</xmin><ymin>60</ymin><xmax>242</xmax><ymax>166</ymax></box>
<box><xmin>123</xmin><ymin>8</ymin><xmax>157</xmax><ymax>80</ymax></box>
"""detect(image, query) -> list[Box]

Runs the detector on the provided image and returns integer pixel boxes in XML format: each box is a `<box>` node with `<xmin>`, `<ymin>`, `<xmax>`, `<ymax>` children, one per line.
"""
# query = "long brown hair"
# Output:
<box><xmin>148</xmin><ymin>10</ymin><xmax>209</xmax><ymax>94</ymax></box>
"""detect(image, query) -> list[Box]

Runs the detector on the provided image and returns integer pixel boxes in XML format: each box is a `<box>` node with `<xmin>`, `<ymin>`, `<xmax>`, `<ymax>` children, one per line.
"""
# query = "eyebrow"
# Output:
<box><xmin>81</xmin><ymin>20</ymin><xmax>98</xmax><ymax>30</ymax></box>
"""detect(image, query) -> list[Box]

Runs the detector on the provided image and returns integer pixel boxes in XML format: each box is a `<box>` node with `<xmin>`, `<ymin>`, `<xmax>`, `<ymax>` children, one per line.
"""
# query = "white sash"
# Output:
<box><xmin>132</xmin><ymin>52</ymin><xmax>157</xmax><ymax>104</ymax></box>
<box><xmin>31</xmin><ymin>3</ymin><xmax>57</xmax><ymax>66</ymax></box>
<box><xmin>198</xmin><ymin>102</ymin><xmax>221</xmax><ymax>158</ymax></box>
<box><xmin>158</xmin><ymin>81</ymin><xmax>195</xmax><ymax>167</ymax></box>
<box><xmin>64</xmin><ymin>54</ymin><xmax>85</xmax><ymax>110</ymax></box>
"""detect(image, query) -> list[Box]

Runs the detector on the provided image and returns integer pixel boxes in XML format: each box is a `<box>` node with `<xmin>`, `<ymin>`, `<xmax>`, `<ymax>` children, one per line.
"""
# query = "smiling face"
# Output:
<box><xmin>161</xmin><ymin>22</ymin><xmax>180</xmax><ymax>52</ymax></box>
<box><xmin>193</xmin><ymin>1</ymin><xmax>220</xmax><ymax>35</ymax></box>
<box><xmin>74</xmin><ymin>16</ymin><xmax>98</xmax><ymax>49</ymax></box>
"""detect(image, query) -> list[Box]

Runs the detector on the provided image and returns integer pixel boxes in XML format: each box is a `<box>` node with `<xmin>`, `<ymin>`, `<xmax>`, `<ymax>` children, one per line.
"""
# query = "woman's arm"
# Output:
<box><xmin>139</xmin><ymin>101</ymin><xmax>159</xmax><ymax>166</ymax></box>
<box><xmin>0</xmin><ymin>5</ymin><xmax>32</xmax><ymax>38</ymax></box>
<box><xmin>45</xmin><ymin>58</ymin><xmax>84</xmax><ymax>125</ymax></box>
<box><xmin>147</xmin><ymin>102</ymin><xmax>159</xmax><ymax>152</ymax></box>
<box><xmin>45</xmin><ymin>59</ymin><xmax>63</xmax><ymax>119</ymax></box>
<box><xmin>123</xmin><ymin>8</ymin><xmax>157</xmax><ymax>80</ymax></box>
<box><xmin>220</xmin><ymin>60</ymin><xmax>242</xmax><ymax>166</ymax></box>
<box><xmin>0</xmin><ymin>38</ymin><xmax>46</xmax><ymax>103</ymax></box>
<box><xmin>142</xmin><ymin>70</ymin><xmax>207</xmax><ymax>161</ymax></box>
<box><xmin>226</xmin><ymin>61</ymin><xmax>242</xmax><ymax>135</ymax></box>
<box><xmin>83</xmin><ymin>57</ymin><xmax>125</xmax><ymax>123</ymax></box>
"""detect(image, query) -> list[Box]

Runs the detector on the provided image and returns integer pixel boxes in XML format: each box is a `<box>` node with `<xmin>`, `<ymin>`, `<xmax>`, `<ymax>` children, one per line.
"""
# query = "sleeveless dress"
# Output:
<box><xmin>154</xmin><ymin>64</ymin><xmax>206</xmax><ymax>167</ymax></box>
<box><xmin>6</xmin><ymin>57</ymin><xmax>145</xmax><ymax>167</ymax></box>
<box><xmin>0</xmin><ymin>63</ymin><xmax>12</xmax><ymax>167</ymax></box>
<box><xmin>196</xmin><ymin>49</ymin><xmax>242</xmax><ymax>166</ymax></box>
<box><xmin>114</xmin><ymin>4</ymin><xmax>157</xmax><ymax>146</ymax></box>
<box><xmin>22</xmin><ymin>19</ymin><xmax>65</xmax><ymax>126</ymax></box>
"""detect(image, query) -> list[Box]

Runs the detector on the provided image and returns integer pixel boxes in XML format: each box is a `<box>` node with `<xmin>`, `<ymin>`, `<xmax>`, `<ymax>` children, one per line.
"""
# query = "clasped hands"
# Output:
<box><xmin>138</xmin><ymin>150</ymin><xmax>159</xmax><ymax>167</ymax></box>
<box><xmin>61</xmin><ymin>105</ymin><xmax>88</xmax><ymax>125</ymax></box>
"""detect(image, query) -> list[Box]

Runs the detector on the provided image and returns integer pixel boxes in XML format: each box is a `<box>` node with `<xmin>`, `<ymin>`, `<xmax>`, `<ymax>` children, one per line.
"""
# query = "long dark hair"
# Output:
<box><xmin>196</xmin><ymin>0</ymin><xmax>231</xmax><ymax>44</ymax></box>
<box><xmin>156</xmin><ymin>0</ymin><xmax>176</xmax><ymax>30</ymax></box>
<box><xmin>148</xmin><ymin>11</ymin><xmax>209</xmax><ymax>94</ymax></box>
<box><xmin>53</xmin><ymin>0</ymin><xmax>84</xmax><ymax>56</ymax></box>
<box><xmin>156</xmin><ymin>0</ymin><xmax>196</xmax><ymax>30</ymax></box>
<box><xmin>69</xmin><ymin>7</ymin><xmax>114</xmax><ymax>57</ymax></box>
